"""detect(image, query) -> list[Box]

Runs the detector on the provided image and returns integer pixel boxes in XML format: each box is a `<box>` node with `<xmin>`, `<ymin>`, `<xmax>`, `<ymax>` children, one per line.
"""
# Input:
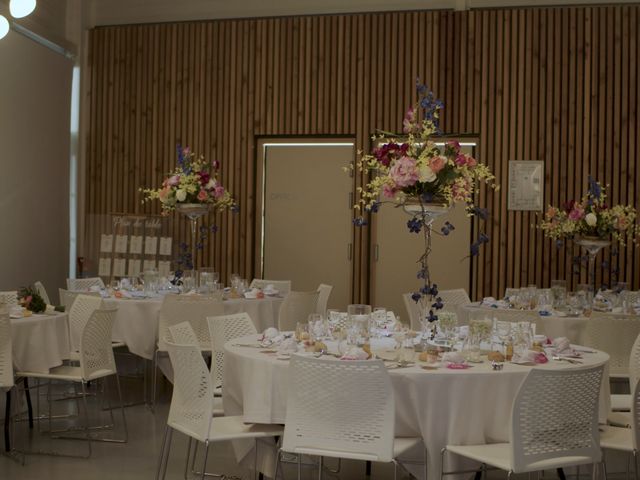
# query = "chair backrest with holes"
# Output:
<box><xmin>629</xmin><ymin>334</ymin><xmax>640</xmax><ymax>392</ymax></box>
<box><xmin>283</xmin><ymin>355</ymin><xmax>395</xmax><ymax>462</ymax></box>
<box><xmin>249</xmin><ymin>279</ymin><xmax>292</xmax><ymax>295</ymax></box>
<box><xmin>207</xmin><ymin>313</ymin><xmax>257</xmax><ymax>389</ymax></box>
<box><xmin>0</xmin><ymin>291</ymin><xmax>18</xmax><ymax>309</ymax></box>
<box><xmin>158</xmin><ymin>295</ymin><xmax>224</xmax><ymax>351</ymax></box>
<box><xmin>403</xmin><ymin>293</ymin><xmax>421</xmax><ymax>331</ymax></box>
<box><xmin>166</xmin><ymin>341</ymin><xmax>213</xmax><ymax>441</ymax></box>
<box><xmin>168</xmin><ymin>321</ymin><xmax>199</xmax><ymax>346</ymax></box>
<box><xmin>278</xmin><ymin>291</ymin><xmax>320</xmax><ymax>332</ymax></box>
<box><xmin>438</xmin><ymin>289</ymin><xmax>471</xmax><ymax>313</ymax></box>
<box><xmin>67</xmin><ymin>277</ymin><xmax>105</xmax><ymax>291</ymax></box>
<box><xmin>0</xmin><ymin>310</ymin><xmax>13</xmax><ymax>389</ymax></box>
<box><xmin>510</xmin><ymin>365</ymin><xmax>603</xmax><ymax>473</ymax></box>
<box><xmin>631</xmin><ymin>379</ymin><xmax>640</xmax><ymax>451</ymax></box>
<box><xmin>79</xmin><ymin>308</ymin><xmax>118</xmax><ymax>380</ymax></box>
<box><xmin>59</xmin><ymin>288</ymin><xmax>100</xmax><ymax>312</ymax></box>
<box><xmin>315</xmin><ymin>284</ymin><xmax>333</xmax><ymax>316</ymax></box>
<box><xmin>69</xmin><ymin>294</ymin><xmax>104</xmax><ymax>353</ymax></box>
<box><xmin>34</xmin><ymin>281</ymin><xmax>51</xmax><ymax>305</ymax></box>
<box><xmin>584</xmin><ymin>312</ymin><xmax>640</xmax><ymax>376</ymax></box>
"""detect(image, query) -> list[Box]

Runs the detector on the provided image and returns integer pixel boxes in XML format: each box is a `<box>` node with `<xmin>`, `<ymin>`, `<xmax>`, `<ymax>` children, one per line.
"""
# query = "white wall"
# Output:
<box><xmin>0</xmin><ymin>31</ymin><xmax>73</xmax><ymax>295</ymax></box>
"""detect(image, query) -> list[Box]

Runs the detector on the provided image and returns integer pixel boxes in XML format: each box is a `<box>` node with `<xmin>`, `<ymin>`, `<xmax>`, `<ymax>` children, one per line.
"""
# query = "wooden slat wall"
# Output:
<box><xmin>85</xmin><ymin>6</ymin><xmax>640</xmax><ymax>301</ymax></box>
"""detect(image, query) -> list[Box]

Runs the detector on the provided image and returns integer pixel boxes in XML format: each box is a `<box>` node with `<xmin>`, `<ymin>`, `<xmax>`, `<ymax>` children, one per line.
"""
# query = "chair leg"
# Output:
<box><xmin>318</xmin><ymin>456</ymin><xmax>323</xmax><ymax>480</ymax></box>
<box><xmin>366</xmin><ymin>460</ymin><xmax>372</xmax><ymax>476</ymax></box>
<box><xmin>151</xmin><ymin>350</ymin><xmax>159</xmax><ymax>412</ymax></box>
<box><xmin>23</xmin><ymin>378</ymin><xmax>34</xmax><ymax>429</ymax></box>
<box><xmin>633</xmin><ymin>451</ymin><xmax>638</xmax><ymax>480</ymax></box>
<box><xmin>201</xmin><ymin>440</ymin><xmax>210</xmax><ymax>480</ymax></box>
<box><xmin>184</xmin><ymin>437</ymin><xmax>193</xmax><ymax>480</ymax></box>
<box><xmin>274</xmin><ymin>449</ymin><xmax>282</xmax><ymax>480</ymax></box>
<box><xmin>424</xmin><ymin>448</ymin><xmax>428</xmax><ymax>480</ymax></box>
<box><xmin>4</xmin><ymin>390</ymin><xmax>11</xmax><ymax>453</ymax></box>
<box><xmin>440</xmin><ymin>448</ymin><xmax>447</xmax><ymax>480</ymax></box>
<box><xmin>254</xmin><ymin>439</ymin><xmax>258</xmax><ymax>480</ymax></box>
<box><xmin>297</xmin><ymin>452</ymin><xmax>302</xmax><ymax>480</ymax></box>
<box><xmin>80</xmin><ymin>382</ymin><xmax>93</xmax><ymax>458</ymax></box>
<box><xmin>393</xmin><ymin>459</ymin><xmax>398</xmax><ymax>480</ymax></box>
<box><xmin>115</xmin><ymin>373</ymin><xmax>128</xmax><ymax>443</ymax></box>
<box><xmin>160</xmin><ymin>427</ymin><xmax>174</xmax><ymax>480</ymax></box>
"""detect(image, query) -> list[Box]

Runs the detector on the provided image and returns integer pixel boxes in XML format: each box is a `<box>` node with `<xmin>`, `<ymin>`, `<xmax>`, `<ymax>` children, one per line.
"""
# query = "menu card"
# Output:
<box><xmin>144</xmin><ymin>236</ymin><xmax>158</xmax><ymax>255</ymax></box>
<box><xmin>129</xmin><ymin>235</ymin><xmax>143</xmax><ymax>255</ymax></box>
<box><xmin>100</xmin><ymin>234</ymin><xmax>113</xmax><ymax>253</ymax></box>
<box><xmin>98</xmin><ymin>257</ymin><xmax>111</xmax><ymax>276</ymax></box>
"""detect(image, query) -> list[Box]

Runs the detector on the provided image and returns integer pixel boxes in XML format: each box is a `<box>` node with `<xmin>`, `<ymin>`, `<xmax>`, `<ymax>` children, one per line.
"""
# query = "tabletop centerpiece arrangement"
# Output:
<box><xmin>352</xmin><ymin>80</ymin><xmax>497</xmax><ymax>333</ymax></box>
<box><xmin>540</xmin><ymin>177</ymin><xmax>639</xmax><ymax>292</ymax></box>
<box><xmin>141</xmin><ymin>146</ymin><xmax>235</xmax><ymax>275</ymax></box>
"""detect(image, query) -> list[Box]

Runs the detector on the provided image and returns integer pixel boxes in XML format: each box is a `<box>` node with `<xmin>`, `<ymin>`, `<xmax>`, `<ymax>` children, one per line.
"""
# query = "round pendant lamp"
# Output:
<box><xmin>0</xmin><ymin>15</ymin><xmax>9</xmax><ymax>40</ymax></box>
<box><xmin>9</xmin><ymin>0</ymin><xmax>37</xmax><ymax>19</ymax></box>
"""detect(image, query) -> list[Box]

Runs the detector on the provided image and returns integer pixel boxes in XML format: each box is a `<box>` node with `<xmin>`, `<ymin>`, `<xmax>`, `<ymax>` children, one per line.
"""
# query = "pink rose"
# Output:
<box><xmin>214</xmin><ymin>185</ymin><xmax>226</xmax><ymax>199</ymax></box>
<box><xmin>466</xmin><ymin>156</ymin><xmax>477</xmax><ymax>167</ymax></box>
<box><xmin>568</xmin><ymin>205</ymin><xmax>585</xmax><ymax>221</ymax></box>
<box><xmin>402</xmin><ymin>107</ymin><xmax>416</xmax><ymax>134</ymax></box>
<box><xmin>197</xmin><ymin>190</ymin><xmax>208</xmax><ymax>201</ymax></box>
<box><xmin>430</xmin><ymin>155</ymin><xmax>446</xmax><ymax>173</ymax></box>
<box><xmin>389</xmin><ymin>156</ymin><xmax>419</xmax><ymax>188</ymax></box>
<box><xmin>167</xmin><ymin>175</ymin><xmax>180</xmax><ymax>186</ymax></box>
<box><xmin>382</xmin><ymin>183</ymin><xmax>397</xmax><ymax>199</ymax></box>
<box><xmin>446</xmin><ymin>140</ymin><xmax>461</xmax><ymax>152</ymax></box>
<box><xmin>455</xmin><ymin>154</ymin><xmax>467</xmax><ymax>167</ymax></box>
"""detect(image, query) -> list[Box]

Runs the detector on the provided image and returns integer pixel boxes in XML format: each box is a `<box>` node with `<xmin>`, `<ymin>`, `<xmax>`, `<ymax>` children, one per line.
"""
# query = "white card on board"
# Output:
<box><xmin>128</xmin><ymin>259</ymin><xmax>141</xmax><ymax>277</ymax></box>
<box><xmin>129</xmin><ymin>235</ymin><xmax>143</xmax><ymax>254</ymax></box>
<box><xmin>144</xmin><ymin>236</ymin><xmax>158</xmax><ymax>255</ymax></box>
<box><xmin>159</xmin><ymin>237</ymin><xmax>173</xmax><ymax>256</ymax></box>
<box><xmin>100</xmin><ymin>234</ymin><xmax>113</xmax><ymax>253</ymax></box>
<box><xmin>143</xmin><ymin>259</ymin><xmax>157</xmax><ymax>272</ymax></box>
<box><xmin>113</xmin><ymin>258</ymin><xmax>126</xmax><ymax>277</ymax></box>
<box><xmin>114</xmin><ymin>235</ymin><xmax>128</xmax><ymax>254</ymax></box>
<box><xmin>98</xmin><ymin>257</ymin><xmax>111</xmax><ymax>277</ymax></box>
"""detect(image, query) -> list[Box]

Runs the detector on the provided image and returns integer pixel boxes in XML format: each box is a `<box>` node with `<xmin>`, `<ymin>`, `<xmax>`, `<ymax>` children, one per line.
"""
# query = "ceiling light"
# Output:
<box><xmin>0</xmin><ymin>15</ymin><xmax>9</xmax><ymax>40</ymax></box>
<box><xmin>9</xmin><ymin>0</ymin><xmax>37</xmax><ymax>19</ymax></box>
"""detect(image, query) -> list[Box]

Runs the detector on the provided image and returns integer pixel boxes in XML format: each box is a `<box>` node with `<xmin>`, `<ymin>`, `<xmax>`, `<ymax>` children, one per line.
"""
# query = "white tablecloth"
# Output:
<box><xmin>11</xmin><ymin>313</ymin><xmax>70</xmax><ymax>373</ymax></box>
<box><xmin>458</xmin><ymin>303</ymin><xmax>592</xmax><ymax>345</ymax></box>
<box><xmin>103</xmin><ymin>295</ymin><xmax>283</xmax><ymax>359</ymax></box>
<box><xmin>224</xmin><ymin>334</ymin><xmax>610</xmax><ymax>480</ymax></box>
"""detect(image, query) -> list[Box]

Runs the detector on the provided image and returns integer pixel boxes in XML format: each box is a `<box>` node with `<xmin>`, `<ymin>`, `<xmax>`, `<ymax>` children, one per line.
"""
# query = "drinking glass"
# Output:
<box><xmin>372</xmin><ymin>307</ymin><xmax>387</xmax><ymax>328</ymax></box>
<box><xmin>295</xmin><ymin>322</ymin><xmax>309</xmax><ymax>341</ymax></box>
<box><xmin>550</xmin><ymin>280</ymin><xmax>567</xmax><ymax>310</ymax></box>
<box><xmin>565</xmin><ymin>292</ymin><xmax>584</xmax><ymax>316</ymax></box>
<box><xmin>347</xmin><ymin>304</ymin><xmax>372</xmax><ymax>345</ymax></box>
<box><xmin>437</xmin><ymin>311</ymin><xmax>458</xmax><ymax>344</ymax></box>
<box><xmin>308</xmin><ymin>313</ymin><xmax>326</xmax><ymax>341</ymax></box>
<box><xmin>526</xmin><ymin>285</ymin><xmax>538</xmax><ymax>309</ymax></box>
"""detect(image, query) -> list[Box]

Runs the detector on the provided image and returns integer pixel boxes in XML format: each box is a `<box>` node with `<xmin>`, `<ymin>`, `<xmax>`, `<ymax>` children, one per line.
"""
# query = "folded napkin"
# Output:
<box><xmin>45</xmin><ymin>304</ymin><xmax>56</xmax><ymax>314</ymax></box>
<box><xmin>9</xmin><ymin>306</ymin><xmax>23</xmax><ymax>318</ymax></box>
<box><xmin>277</xmin><ymin>338</ymin><xmax>299</xmax><ymax>354</ymax></box>
<box><xmin>340</xmin><ymin>346</ymin><xmax>369</xmax><ymax>360</ymax></box>
<box><xmin>512</xmin><ymin>350</ymin><xmax>548</xmax><ymax>364</ymax></box>
<box><xmin>89</xmin><ymin>285</ymin><xmax>102</xmax><ymax>292</ymax></box>
<box><xmin>441</xmin><ymin>351</ymin><xmax>466</xmax><ymax>365</ymax></box>
<box><xmin>552</xmin><ymin>337</ymin><xmax>571</xmax><ymax>353</ymax></box>
<box><xmin>263</xmin><ymin>284</ymin><xmax>279</xmax><ymax>295</ymax></box>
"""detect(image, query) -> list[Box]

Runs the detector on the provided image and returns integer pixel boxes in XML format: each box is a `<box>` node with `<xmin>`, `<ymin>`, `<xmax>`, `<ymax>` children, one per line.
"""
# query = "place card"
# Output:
<box><xmin>144</xmin><ymin>236</ymin><xmax>158</xmax><ymax>255</ymax></box>
<box><xmin>129</xmin><ymin>235</ymin><xmax>143</xmax><ymax>254</ymax></box>
<box><xmin>159</xmin><ymin>237</ymin><xmax>173</xmax><ymax>256</ymax></box>
<box><xmin>100</xmin><ymin>234</ymin><xmax>113</xmax><ymax>253</ymax></box>
<box><xmin>114</xmin><ymin>235</ymin><xmax>128</xmax><ymax>254</ymax></box>
<box><xmin>113</xmin><ymin>258</ymin><xmax>126</xmax><ymax>277</ymax></box>
<box><xmin>98</xmin><ymin>257</ymin><xmax>111</xmax><ymax>276</ymax></box>
<box><xmin>158</xmin><ymin>260</ymin><xmax>171</xmax><ymax>277</ymax></box>
<box><xmin>143</xmin><ymin>259</ymin><xmax>157</xmax><ymax>272</ymax></box>
<box><xmin>128</xmin><ymin>259</ymin><xmax>141</xmax><ymax>277</ymax></box>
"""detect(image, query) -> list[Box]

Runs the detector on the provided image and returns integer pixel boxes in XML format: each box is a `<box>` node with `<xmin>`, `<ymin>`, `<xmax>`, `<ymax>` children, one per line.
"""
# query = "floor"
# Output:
<box><xmin>0</xmin><ymin>374</ymin><xmax>402</xmax><ymax>480</ymax></box>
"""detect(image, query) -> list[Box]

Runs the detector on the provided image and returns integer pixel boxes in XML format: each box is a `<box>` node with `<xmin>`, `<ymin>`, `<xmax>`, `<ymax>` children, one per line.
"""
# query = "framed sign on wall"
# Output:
<box><xmin>508</xmin><ymin>161</ymin><xmax>544</xmax><ymax>211</ymax></box>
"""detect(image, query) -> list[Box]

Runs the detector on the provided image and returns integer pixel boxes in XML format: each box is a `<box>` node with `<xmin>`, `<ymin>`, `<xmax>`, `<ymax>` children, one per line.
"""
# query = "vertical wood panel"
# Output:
<box><xmin>85</xmin><ymin>6</ymin><xmax>640</xmax><ymax>300</ymax></box>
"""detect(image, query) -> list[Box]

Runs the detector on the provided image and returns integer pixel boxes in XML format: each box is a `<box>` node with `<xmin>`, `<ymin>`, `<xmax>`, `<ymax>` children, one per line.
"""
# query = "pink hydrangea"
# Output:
<box><xmin>455</xmin><ymin>154</ymin><xmax>467</xmax><ymax>167</ymax></box>
<box><xmin>389</xmin><ymin>156</ymin><xmax>419</xmax><ymax>188</ymax></box>
<box><xmin>382</xmin><ymin>183</ymin><xmax>397</xmax><ymax>199</ymax></box>
<box><xmin>197</xmin><ymin>190</ymin><xmax>208</xmax><ymax>201</ymax></box>
<box><xmin>214</xmin><ymin>185</ymin><xmax>226</xmax><ymax>199</ymax></box>
<box><xmin>466</xmin><ymin>156</ymin><xmax>477</xmax><ymax>167</ymax></box>
<box><xmin>568</xmin><ymin>205</ymin><xmax>585</xmax><ymax>221</ymax></box>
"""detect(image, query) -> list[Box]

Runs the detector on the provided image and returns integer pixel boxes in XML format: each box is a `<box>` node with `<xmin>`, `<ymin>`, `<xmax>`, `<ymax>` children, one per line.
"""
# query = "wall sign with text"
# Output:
<box><xmin>508</xmin><ymin>161</ymin><xmax>544</xmax><ymax>211</ymax></box>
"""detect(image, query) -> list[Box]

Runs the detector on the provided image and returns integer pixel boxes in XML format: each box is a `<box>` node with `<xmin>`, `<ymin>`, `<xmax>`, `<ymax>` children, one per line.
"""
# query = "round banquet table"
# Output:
<box><xmin>11</xmin><ymin>312</ymin><xmax>70</xmax><ymax>373</ymax></box>
<box><xmin>102</xmin><ymin>294</ymin><xmax>284</xmax><ymax>359</ymax></box>
<box><xmin>224</xmin><ymin>334</ymin><xmax>611</xmax><ymax>480</ymax></box>
<box><xmin>458</xmin><ymin>303</ymin><xmax>593</xmax><ymax>345</ymax></box>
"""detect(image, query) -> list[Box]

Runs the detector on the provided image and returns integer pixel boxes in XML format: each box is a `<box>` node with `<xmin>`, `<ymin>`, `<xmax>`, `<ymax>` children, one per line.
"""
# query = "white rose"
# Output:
<box><xmin>206</xmin><ymin>179</ymin><xmax>216</xmax><ymax>189</ymax></box>
<box><xmin>176</xmin><ymin>189</ymin><xmax>187</xmax><ymax>202</ymax></box>
<box><xmin>418</xmin><ymin>164</ymin><xmax>437</xmax><ymax>183</ymax></box>
<box><xmin>585</xmin><ymin>212</ymin><xmax>597</xmax><ymax>227</ymax></box>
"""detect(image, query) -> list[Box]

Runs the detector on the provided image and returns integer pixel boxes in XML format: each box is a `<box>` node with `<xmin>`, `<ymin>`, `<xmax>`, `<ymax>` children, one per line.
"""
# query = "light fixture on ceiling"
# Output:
<box><xmin>0</xmin><ymin>15</ymin><xmax>9</xmax><ymax>40</ymax></box>
<box><xmin>9</xmin><ymin>0</ymin><xmax>37</xmax><ymax>19</ymax></box>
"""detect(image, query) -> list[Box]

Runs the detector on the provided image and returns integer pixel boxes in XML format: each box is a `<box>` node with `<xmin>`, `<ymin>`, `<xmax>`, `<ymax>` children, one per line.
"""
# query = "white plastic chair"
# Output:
<box><xmin>315</xmin><ymin>284</ymin><xmax>333</xmax><ymax>315</ymax></box>
<box><xmin>441</xmin><ymin>364</ymin><xmax>604</xmax><ymax>479</ymax></box>
<box><xmin>249</xmin><ymin>279</ymin><xmax>292</xmax><ymax>294</ymax></box>
<box><xmin>68</xmin><ymin>294</ymin><xmax>104</xmax><ymax>355</ymax></box>
<box><xmin>403</xmin><ymin>293</ymin><xmax>422</xmax><ymax>330</ymax></box>
<box><xmin>34</xmin><ymin>281</ymin><xmax>51</xmax><ymax>305</ymax></box>
<box><xmin>276</xmin><ymin>355</ymin><xmax>426</xmax><ymax>480</ymax></box>
<box><xmin>438</xmin><ymin>288</ymin><xmax>471</xmax><ymax>314</ymax></box>
<box><xmin>0</xmin><ymin>291</ymin><xmax>18</xmax><ymax>308</ymax></box>
<box><xmin>0</xmin><ymin>310</ymin><xmax>13</xmax><ymax>391</ymax></box>
<box><xmin>207</xmin><ymin>313</ymin><xmax>257</xmax><ymax>391</ymax></box>
<box><xmin>156</xmin><ymin>341</ymin><xmax>283</xmax><ymax>480</ymax></box>
<box><xmin>608</xmin><ymin>332</ymin><xmax>640</xmax><ymax>417</ymax></box>
<box><xmin>66</xmin><ymin>277</ymin><xmax>105</xmax><ymax>291</ymax></box>
<box><xmin>585</xmin><ymin>312</ymin><xmax>640</xmax><ymax>380</ymax></box>
<box><xmin>16</xmin><ymin>308</ymin><xmax>127</xmax><ymax>458</ymax></box>
<box><xmin>277</xmin><ymin>290</ymin><xmax>320</xmax><ymax>331</ymax></box>
<box><xmin>153</xmin><ymin>295</ymin><xmax>224</xmax><ymax>409</ymax></box>
<box><xmin>600</xmin><ymin>379</ymin><xmax>640</xmax><ymax>479</ymax></box>
<box><xmin>58</xmin><ymin>288</ymin><xmax>101</xmax><ymax>311</ymax></box>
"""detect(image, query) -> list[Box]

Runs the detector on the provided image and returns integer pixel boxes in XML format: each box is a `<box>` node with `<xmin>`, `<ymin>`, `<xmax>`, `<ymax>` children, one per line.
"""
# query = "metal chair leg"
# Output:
<box><xmin>161</xmin><ymin>427</ymin><xmax>174</xmax><ymax>480</ymax></box>
<box><xmin>318</xmin><ymin>456</ymin><xmax>323</xmax><ymax>480</ymax></box>
<box><xmin>151</xmin><ymin>350</ymin><xmax>159</xmax><ymax>412</ymax></box>
<box><xmin>440</xmin><ymin>448</ymin><xmax>447</xmax><ymax>480</ymax></box>
<box><xmin>201</xmin><ymin>440</ymin><xmax>210</xmax><ymax>480</ymax></box>
<box><xmin>274</xmin><ymin>449</ymin><xmax>282</xmax><ymax>480</ymax></box>
<box><xmin>115</xmin><ymin>373</ymin><xmax>128</xmax><ymax>443</ymax></box>
<box><xmin>156</xmin><ymin>425</ymin><xmax>172</xmax><ymax>480</ymax></box>
<box><xmin>184</xmin><ymin>437</ymin><xmax>193</xmax><ymax>480</ymax></box>
<box><xmin>80</xmin><ymin>382</ymin><xmax>93</xmax><ymax>458</ymax></box>
<box><xmin>297</xmin><ymin>452</ymin><xmax>302</xmax><ymax>480</ymax></box>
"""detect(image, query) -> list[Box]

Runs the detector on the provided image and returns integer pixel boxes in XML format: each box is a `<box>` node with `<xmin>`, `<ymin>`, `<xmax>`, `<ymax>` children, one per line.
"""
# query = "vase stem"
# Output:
<box><xmin>587</xmin><ymin>251</ymin><xmax>596</xmax><ymax>293</ymax></box>
<box><xmin>190</xmin><ymin>217</ymin><xmax>198</xmax><ymax>271</ymax></box>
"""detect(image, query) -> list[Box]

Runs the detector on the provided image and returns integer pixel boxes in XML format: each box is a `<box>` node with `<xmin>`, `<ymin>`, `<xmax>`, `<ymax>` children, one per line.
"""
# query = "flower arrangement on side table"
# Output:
<box><xmin>351</xmin><ymin>80</ymin><xmax>498</xmax><ymax>333</ymax></box>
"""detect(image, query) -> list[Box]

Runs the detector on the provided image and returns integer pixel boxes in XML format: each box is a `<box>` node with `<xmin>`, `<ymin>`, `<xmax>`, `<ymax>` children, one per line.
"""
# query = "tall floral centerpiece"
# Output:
<box><xmin>352</xmin><ymin>80</ymin><xmax>497</xmax><ymax>331</ymax></box>
<box><xmin>141</xmin><ymin>146</ymin><xmax>235</xmax><ymax>272</ymax></box>
<box><xmin>540</xmin><ymin>177</ymin><xmax>639</xmax><ymax>291</ymax></box>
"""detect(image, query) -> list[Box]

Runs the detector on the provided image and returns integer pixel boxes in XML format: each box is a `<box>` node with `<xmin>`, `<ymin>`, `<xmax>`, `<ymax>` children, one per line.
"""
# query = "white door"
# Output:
<box><xmin>372</xmin><ymin>142</ymin><xmax>476</xmax><ymax>321</ymax></box>
<box><xmin>259</xmin><ymin>141</ymin><xmax>354</xmax><ymax>310</ymax></box>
